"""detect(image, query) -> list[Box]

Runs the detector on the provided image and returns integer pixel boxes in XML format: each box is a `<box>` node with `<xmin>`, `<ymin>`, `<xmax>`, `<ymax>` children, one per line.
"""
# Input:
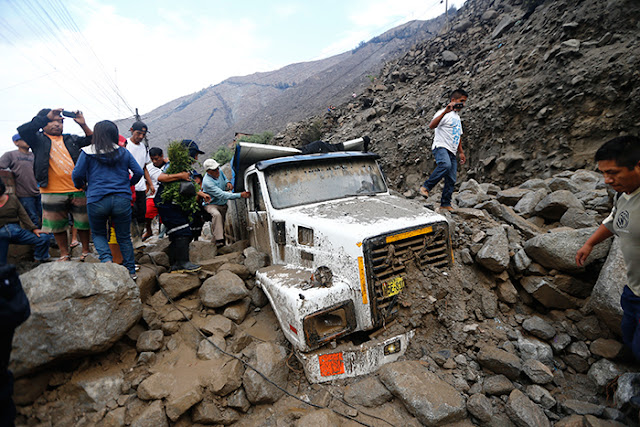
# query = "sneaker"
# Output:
<box><xmin>419</xmin><ymin>186</ymin><xmax>429</xmax><ymax>198</ymax></box>
<box><xmin>439</xmin><ymin>205</ymin><xmax>454</xmax><ymax>212</ymax></box>
<box><xmin>130</xmin><ymin>273</ymin><xmax>138</xmax><ymax>281</ymax></box>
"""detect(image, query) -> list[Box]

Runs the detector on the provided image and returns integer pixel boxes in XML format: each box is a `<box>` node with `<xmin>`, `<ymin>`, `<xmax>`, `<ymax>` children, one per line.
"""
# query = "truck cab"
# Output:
<box><xmin>230</xmin><ymin>141</ymin><xmax>452</xmax><ymax>382</ymax></box>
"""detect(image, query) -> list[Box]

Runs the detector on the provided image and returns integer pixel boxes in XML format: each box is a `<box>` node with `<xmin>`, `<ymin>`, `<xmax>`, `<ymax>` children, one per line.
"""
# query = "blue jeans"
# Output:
<box><xmin>18</xmin><ymin>195</ymin><xmax>42</xmax><ymax>228</ymax></box>
<box><xmin>621</xmin><ymin>286</ymin><xmax>640</xmax><ymax>362</ymax></box>
<box><xmin>0</xmin><ymin>223</ymin><xmax>50</xmax><ymax>264</ymax></box>
<box><xmin>87</xmin><ymin>195</ymin><xmax>135</xmax><ymax>274</ymax></box>
<box><xmin>423</xmin><ymin>147</ymin><xmax>458</xmax><ymax>207</ymax></box>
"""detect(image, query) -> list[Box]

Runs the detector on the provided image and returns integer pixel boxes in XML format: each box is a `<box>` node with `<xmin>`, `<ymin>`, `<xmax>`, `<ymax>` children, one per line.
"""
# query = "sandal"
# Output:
<box><xmin>79</xmin><ymin>252</ymin><xmax>90</xmax><ymax>262</ymax></box>
<box><xmin>56</xmin><ymin>255</ymin><xmax>71</xmax><ymax>262</ymax></box>
<box><xmin>69</xmin><ymin>240</ymin><xmax>80</xmax><ymax>249</ymax></box>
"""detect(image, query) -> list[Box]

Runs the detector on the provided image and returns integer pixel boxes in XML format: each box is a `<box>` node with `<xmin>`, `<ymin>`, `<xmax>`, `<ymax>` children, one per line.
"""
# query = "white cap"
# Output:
<box><xmin>203</xmin><ymin>159</ymin><xmax>220</xmax><ymax>171</ymax></box>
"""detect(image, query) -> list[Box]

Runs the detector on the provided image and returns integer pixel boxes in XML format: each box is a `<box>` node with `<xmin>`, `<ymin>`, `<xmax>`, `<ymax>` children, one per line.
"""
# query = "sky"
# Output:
<box><xmin>0</xmin><ymin>0</ymin><xmax>465</xmax><ymax>155</ymax></box>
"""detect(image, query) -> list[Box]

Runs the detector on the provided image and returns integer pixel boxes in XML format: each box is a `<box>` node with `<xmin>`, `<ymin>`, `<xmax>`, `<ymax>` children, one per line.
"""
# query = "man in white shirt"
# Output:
<box><xmin>419</xmin><ymin>89</ymin><xmax>468</xmax><ymax>211</ymax></box>
<box><xmin>126</xmin><ymin>121</ymin><xmax>154</xmax><ymax>235</ymax></box>
<box><xmin>142</xmin><ymin>147</ymin><xmax>165</xmax><ymax>241</ymax></box>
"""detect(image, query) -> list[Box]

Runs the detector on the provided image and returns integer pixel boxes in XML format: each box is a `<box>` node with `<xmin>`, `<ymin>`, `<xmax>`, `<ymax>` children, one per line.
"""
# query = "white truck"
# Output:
<box><xmin>228</xmin><ymin>138</ymin><xmax>453</xmax><ymax>382</ymax></box>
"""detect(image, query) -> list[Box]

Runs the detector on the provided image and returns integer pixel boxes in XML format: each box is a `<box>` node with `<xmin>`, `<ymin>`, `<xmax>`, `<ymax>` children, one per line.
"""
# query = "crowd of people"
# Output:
<box><xmin>0</xmin><ymin>107</ymin><xmax>247</xmax><ymax>279</ymax></box>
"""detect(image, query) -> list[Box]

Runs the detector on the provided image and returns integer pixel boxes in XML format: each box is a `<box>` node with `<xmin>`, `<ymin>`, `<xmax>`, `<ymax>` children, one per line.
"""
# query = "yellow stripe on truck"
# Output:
<box><xmin>386</xmin><ymin>226</ymin><xmax>433</xmax><ymax>243</ymax></box>
<box><xmin>358</xmin><ymin>256</ymin><xmax>368</xmax><ymax>305</ymax></box>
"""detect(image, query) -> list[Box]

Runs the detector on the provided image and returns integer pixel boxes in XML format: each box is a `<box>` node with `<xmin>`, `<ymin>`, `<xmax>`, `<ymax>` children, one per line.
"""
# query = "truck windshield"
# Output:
<box><xmin>265</xmin><ymin>157</ymin><xmax>387</xmax><ymax>209</ymax></box>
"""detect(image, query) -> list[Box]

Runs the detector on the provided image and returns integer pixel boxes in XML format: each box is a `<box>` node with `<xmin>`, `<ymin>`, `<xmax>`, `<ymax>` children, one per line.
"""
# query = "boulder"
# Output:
<box><xmin>137</xmin><ymin>372</ymin><xmax>176</xmax><ymax>400</ymax></box>
<box><xmin>11</xmin><ymin>263</ymin><xmax>142</xmax><ymax>377</ymax></box>
<box><xmin>614</xmin><ymin>373</ymin><xmax>640</xmax><ymax>409</ymax></box>
<box><xmin>588</xmin><ymin>359</ymin><xmax>629</xmax><ymax>390</ymax></box>
<box><xmin>378</xmin><ymin>360</ymin><xmax>466</xmax><ymax>426</ymax></box>
<box><xmin>243</xmin><ymin>247</ymin><xmax>269</xmax><ymax>274</ymax></box>
<box><xmin>522</xmin><ymin>359</ymin><xmax>554</xmax><ymax>384</ymax></box>
<box><xmin>534</xmin><ymin>190</ymin><xmax>584</xmax><ymax>221</ymax></box>
<box><xmin>506</xmin><ymin>389</ymin><xmax>550</xmax><ymax>427</ymax></box>
<box><xmin>525</xmin><ymin>385</ymin><xmax>556</xmax><ymax>410</ymax></box>
<box><xmin>522</xmin><ymin>316</ymin><xmax>556</xmax><ymax>340</ymax></box>
<box><xmin>520</xmin><ymin>276</ymin><xmax>580</xmax><ymax>309</ymax></box>
<box><xmin>189</xmin><ymin>240</ymin><xmax>218</xmax><ymax>262</ymax></box>
<box><xmin>344</xmin><ymin>377</ymin><xmax>392</xmax><ymax>407</ymax></box>
<box><xmin>483</xmin><ymin>374</ymin><xmax>514</xmax><ymax>395</ymax></box>
<box><xmin>477</xmin><ymin>346</ymin><xmax>521</xmax><ymax>380</ymax></box>
<box><xmin>497</xmin><ymin>188</ymin><xmax>531</xmax><ymax>206</ymax></box>
<box><xmin>588</xmin><ymin>238</ymin><xmax>627</xmax><ymax>334</ymax></box>
<box><xmin>158</xmin><ymin>272</ymin><xmax>201</xmax><ymax>300</ymax></box>
<box><xmin>199</xmin><ymin>270</ymin><xmax>249</xmax><ymax>308</ymax></box>
<box><xmin>560</xmin><ymin>208</ymin><xmax>599</xmax><ymax>229</ymax></box>
<box><xmin>492</xmin><ymin>15</ymin><xmax>516</xmax><ymax>39</ymax></box>
<box><xmin>243</xmin><ymin>342</ymin><xmax>289</xmax><ymax>404</ymax></box>
<box><xmin>515</xmin><ymin>189</ymin><xmax>548</xmax><ymax>217</ymax></box>
<box><xmin>136</xmin><ymin>330</ymin><xmax>164</xmax><ymax>352</ymax></box>
<box><xmin>466</xmin><ymin>393</ymin><xmax>494</xmax><ymax>424</ymax></box>
<box><xmin>523</xmin><ymin>227</ymin><xmax>611</xmax><ymax>272</ymax></box>
<box><xmin>130</xmin><ymin>399</ymin><xmax>168</xmax><ymax>427</ymax></box>
<box><xmin>476</xmin><ymin>230</ymin><xmax>510</xmax><ymax>272</ymax></box>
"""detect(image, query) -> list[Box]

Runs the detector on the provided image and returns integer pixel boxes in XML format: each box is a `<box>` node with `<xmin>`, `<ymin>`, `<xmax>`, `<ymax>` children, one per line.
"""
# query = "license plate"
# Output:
<box><xmin>382</xmin><ymin>276</ymin><xmax>405</xmax><ymax>298</ymax></box>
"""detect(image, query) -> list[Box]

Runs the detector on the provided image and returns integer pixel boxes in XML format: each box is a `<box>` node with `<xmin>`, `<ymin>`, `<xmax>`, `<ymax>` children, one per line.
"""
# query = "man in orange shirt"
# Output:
<box><xmin>17</xmin><ymin>108</ymin><xmax>93</xmax><ymax>261</ymax></box>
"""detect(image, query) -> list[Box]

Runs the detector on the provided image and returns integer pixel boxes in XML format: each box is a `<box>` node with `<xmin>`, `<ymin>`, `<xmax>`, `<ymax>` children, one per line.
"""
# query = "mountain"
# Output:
<box><xmin>115</xmin><ymin>16</ymin><xmax>449</xmax><ymax>153</ymax></box>
<box><xmin>274</xmin><ymin>0</ymin><xmax>640</xmax><ymax>190</ymax></box>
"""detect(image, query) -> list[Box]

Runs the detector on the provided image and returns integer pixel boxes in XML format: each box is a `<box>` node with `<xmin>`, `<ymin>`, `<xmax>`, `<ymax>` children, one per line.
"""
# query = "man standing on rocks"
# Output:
<box><xmin>576</xmin><ymin>136</ymin><xmax>640</xmax><ymax>361</ymax></box>
<box><xmin>419</xmin><ymin>89</ymin><xmax>468</xmax><ymax>211</ymax></box>
<box><xmin>126</xmin><ymin>121</ymin><xmax>154</xmax><ymax>240</ymax></box>
<box><xmin>17</xmin><ymin>108</ymin><xmax>93</xmax><ymax>261</ymax></box>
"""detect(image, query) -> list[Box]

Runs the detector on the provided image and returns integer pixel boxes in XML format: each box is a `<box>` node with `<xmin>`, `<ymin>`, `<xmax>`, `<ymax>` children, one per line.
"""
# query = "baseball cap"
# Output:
<box><xmin>12</xmin><ymin>133</ymin><xmax>22</xmax><ymax>142</ymax></box>
<box><xmin>203</xmin><ymin>159</ymin><xmax>220</xmax><ymax>171</ymax></box>
<box><xmin>181</xmin><ymin>139</ymin><xmax>205</xmax><ymax>158</ymax></box>
<box><xmin>131</xmin><ymin>121</ymin><xmax>148</xmax><ymax>133</ymax></box>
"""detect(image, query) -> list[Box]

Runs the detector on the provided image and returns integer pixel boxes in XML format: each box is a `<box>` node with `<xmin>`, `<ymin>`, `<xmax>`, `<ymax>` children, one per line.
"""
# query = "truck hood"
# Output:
<box><xmin>278</xmin><ymin>194</ymin><xmax>447</xmax><ymax>240</ymax></box>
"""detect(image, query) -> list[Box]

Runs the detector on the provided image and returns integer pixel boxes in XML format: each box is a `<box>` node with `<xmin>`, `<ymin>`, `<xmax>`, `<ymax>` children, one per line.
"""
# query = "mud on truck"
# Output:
<box><xmin>227</xmin><ymin>137</ymin><xmax>453</xmax><ymax>383</ymax></box>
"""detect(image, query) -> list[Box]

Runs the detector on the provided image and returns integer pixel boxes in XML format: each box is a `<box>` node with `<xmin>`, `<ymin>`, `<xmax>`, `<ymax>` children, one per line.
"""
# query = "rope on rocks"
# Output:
<box><xmin>146</xmin><ymin>254</ymin><xmax>379</xmax><ymax>427</ymax></box>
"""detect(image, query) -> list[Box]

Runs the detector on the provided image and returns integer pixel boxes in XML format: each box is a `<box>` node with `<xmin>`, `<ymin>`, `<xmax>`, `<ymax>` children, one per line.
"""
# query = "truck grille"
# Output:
<box><xmin>363</xmin><ymin>222</ymin><xmax>451</xmax><ymax>324</ymax></box>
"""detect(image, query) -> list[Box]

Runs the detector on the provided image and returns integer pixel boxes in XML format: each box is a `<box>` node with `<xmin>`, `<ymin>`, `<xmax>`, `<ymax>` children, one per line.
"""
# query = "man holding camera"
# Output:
<box><xmin>17</xmin><ymin>108</ymin><xmax>93</xmax><ymax>261</ymax></box>
<box><xmin>419</xmin><ymin>88</ymin><xmax>468</xmax><ymax>211</ymax></box>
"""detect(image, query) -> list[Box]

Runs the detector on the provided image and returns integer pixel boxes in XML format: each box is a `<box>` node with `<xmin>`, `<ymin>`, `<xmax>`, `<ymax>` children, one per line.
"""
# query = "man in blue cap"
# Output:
<box><xmin>0</xmin><ymin>134</ymin><xmax>41</xmax><ymax>227</ymax></box>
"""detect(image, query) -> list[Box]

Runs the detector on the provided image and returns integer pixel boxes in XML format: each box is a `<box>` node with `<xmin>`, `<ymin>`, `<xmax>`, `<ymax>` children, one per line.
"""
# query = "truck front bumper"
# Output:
<box><xmin>296</xmin><ymin>330</ymin><xmax>415</xmax><ymax>383</ymax></box>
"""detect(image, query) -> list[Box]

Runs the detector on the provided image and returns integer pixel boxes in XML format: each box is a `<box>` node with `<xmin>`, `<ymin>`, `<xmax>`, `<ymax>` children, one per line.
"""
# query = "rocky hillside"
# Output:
<box><xmin>116</xmin><ymin>17</ymin><xmax>447</xmax><ymax>153</ymax></box>
<box><xmin>275</xmin><ymin>0</ymin><xmax>640</xmax><ymax>189</ymax></box>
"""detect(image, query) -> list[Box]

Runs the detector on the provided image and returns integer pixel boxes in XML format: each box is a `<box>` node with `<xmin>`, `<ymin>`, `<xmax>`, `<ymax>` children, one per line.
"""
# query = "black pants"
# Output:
<box><xmin>0</xmin><ymin>330</ymin><xmax>15</xmax><ymax>427</ymax></box>
<box><xmin>133</xmin><ymin>191</ymin><xmax>147</xmax><ymax>225</ymax></box>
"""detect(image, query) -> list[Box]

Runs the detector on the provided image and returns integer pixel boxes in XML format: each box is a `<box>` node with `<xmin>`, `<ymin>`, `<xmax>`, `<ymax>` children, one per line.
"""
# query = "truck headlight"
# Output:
<box><xmin>383</xmin><ymin>339</ymin><xmax>401</xmax><ymax>356</ymax></box>
<box><xmin>304</xmin><ymin>301</ymin><xmax>356</xmax><ymax>349</ymax></box>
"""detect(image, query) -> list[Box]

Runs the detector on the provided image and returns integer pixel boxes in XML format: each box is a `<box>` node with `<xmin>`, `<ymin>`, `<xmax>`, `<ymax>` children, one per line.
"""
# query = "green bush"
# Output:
<box><xmin>160</xmin><ymin>141</ymin><xmax>200</xmax><ymax>218</ymax></box>
<box><xmin>237</xmin><ymin>131</ymin><xmax>273</xmax><ymax>145</ymax></box>
<box><xmin>213</xmin><ymin>147</ymin><xmax>234</xmax><ymax>165</ymax></box>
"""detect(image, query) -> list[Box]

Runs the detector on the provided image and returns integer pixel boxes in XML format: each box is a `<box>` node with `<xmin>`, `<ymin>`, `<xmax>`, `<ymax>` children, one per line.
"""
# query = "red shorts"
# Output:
<box><xmin>145</xmin><ymin>197</ymin><xmax>158</xmax><ymax>220</ymax></box>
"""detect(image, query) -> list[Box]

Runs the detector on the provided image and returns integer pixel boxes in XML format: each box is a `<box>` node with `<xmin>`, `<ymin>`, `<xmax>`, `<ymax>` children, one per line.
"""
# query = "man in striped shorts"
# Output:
<box><xmin>17</xmin><ymin>108</ymin><xmax>93</xmax><ymax>261</ymax></box>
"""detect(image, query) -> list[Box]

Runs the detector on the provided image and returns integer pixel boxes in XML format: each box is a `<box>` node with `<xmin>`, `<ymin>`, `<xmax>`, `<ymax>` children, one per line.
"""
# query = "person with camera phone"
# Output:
<box><xmin>17</xmin><ymin>107</ymin><xmax>93</xmax><ymax>261</ymax></box>
<box><xmin>419</xmin><ymin>89</ymin><xmax>468</xmax><ymax>211</ymax></box>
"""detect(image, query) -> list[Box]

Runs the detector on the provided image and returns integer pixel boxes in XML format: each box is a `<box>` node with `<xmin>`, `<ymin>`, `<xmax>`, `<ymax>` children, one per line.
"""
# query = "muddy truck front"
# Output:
<box><xmin>230</xmin><ymin>145</ymin><xmax>453</xmax><ymax>382</ymax></box>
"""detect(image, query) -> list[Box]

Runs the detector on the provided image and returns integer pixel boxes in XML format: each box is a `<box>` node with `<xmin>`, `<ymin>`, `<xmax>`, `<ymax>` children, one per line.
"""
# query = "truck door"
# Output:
<box><xmin>246</xmin><ymin>173</ymin><xmax>272</xmax><ymax>255</ymax></box>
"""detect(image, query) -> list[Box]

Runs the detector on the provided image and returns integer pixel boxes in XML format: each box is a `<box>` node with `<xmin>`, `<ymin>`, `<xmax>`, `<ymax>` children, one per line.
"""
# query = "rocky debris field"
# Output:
<box><xmin>274</xmin><ymin>0</ymin><xmax>640</xmax><ymax>190</ymax></box>
<box><xmin>8</xmin><ymin>165</ymin><xmax>640</xmax><ymax>426</ymax></box>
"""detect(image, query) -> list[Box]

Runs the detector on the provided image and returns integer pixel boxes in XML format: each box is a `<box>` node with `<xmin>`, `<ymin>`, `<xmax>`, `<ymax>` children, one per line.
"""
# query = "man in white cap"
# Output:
<box><xmin>201</xmin><ymin>159</ymin><xmax>250</xmax><ymax>247</ymax></box>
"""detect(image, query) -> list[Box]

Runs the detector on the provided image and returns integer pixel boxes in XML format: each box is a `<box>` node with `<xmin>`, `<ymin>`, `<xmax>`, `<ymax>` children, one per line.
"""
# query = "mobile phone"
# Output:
<box><xmin>62</xmin><ymin>110</ymin><xmax>77</xmax><ymax>118</ymax></box>
<box><xmin>454</xmin><ymin>103</ymin><xmax>464</xmax><ymax>109</ymax></box>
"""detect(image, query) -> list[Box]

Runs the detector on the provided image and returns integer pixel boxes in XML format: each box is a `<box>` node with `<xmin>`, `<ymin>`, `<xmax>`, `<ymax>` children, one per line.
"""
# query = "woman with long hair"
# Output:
<box><xmin>72</xmin><ymin>120</ymin><xmax>143</xmax><ymax>279</ymax></box>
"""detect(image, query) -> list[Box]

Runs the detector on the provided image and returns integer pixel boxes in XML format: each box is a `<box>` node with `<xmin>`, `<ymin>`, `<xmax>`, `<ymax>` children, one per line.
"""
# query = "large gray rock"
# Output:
<box><xmin>523</xmin><ymin>227</ymin><xmax>611</xmax><ymax>272</ymax></box>
<box><xmin>492</xmin><ymin>15</ymin><xmax>516</xmax><ymax>39</ymax></box>
<box><xmin>522</xmin><ymin>359</ymin><xmax>554</xmax><ymax>384</ymax></box>
<box><xmin>466</xmin><ymin>393</ymin><xmax>494</xmax><ymax>424</ymax></box>
<box><xmin>560</xmin><ymin>208</ymin><xmax>599</xmax><ymax>229</ymax></box>
<box><xmin>158</xmin><ymin>273</ymin><xmax>201</xmax><ymax>300</ymax></box>
<box><xmin>378</xmin><ymin>361</ymin><xmax>466</xmax><ymax>426</ymax></box>
<box><xmin>514</xmin><ymin>189</ymin><xmax>548</xmax><ymax>217</ymax></box>
<box><xmin>477</xmin><ymin>346</ymin><xmax>521</xmax><ymax>380</ymax></box>
<box><xmin>343</xmin><ymin>377</ymin><xmax>392</xmax><ymax>408</ymax></box>
<box><xmin>520</xmin><ymin>276</ymin><xmax>579</xmax><ymax>309</ymax></box>
<box><xmin>516</xmin><ymin>334</ymin><xmax>554</xmax><ymax>365</ymax></box>
<box><xmin>506</xmin><ymin>389</ymin><xmax>550</xmax><ymax>427</ymax></box>
<box><xmin>588</xmin><ymin>358</ymin><xmax>629</xmax><ymax>390</ymax></box>
<box><xmin>199</xmin><ymin>270</ymin><xmax>249</xmax><ymax>308</ymax></box>
<box><xmin>11</xmin><ymin>263</ymin><xmax>142</xmax><ymax>377</ymax></box>
<box><xmin>497</xmin><ymin>188</ymin><xmax>531</xmax><ymax>206</ymax></box>
<box><xmin>243</xmin><ymin>247</ymin><xmax>269</xmax><ymax>274</ymax></box>
<box><xmin>614</xmin><ymin>373</ymin><xmax>640</xmax><ymax>409</ymax></box>
<box><xmin>534</xmin><ymin>190</ymin><xmax>584</xmax><ymax>221</ymax></box>
<box><xmin>476</xmin><ymin>230</ymin><xmax>510</xmax><ymax>272</ymax></box>
<box><xmin>588</xmin><ymin>238</ymin><xmax>627</xmax><ymax>334</ymax></box>
<box><xmin>130</xmin><ymin>399</ymin><xmax>169</xmax><ymax>427</ymax></box>
<box><xmin>189</xmin><ymin>240</ymin><xmax>218</xmax><ymax>262</ymax></box>
<box><xmin>243</xmin><ymin>342</ymin><xmax>289</xmax><ymax>404</ymax></box>
<box><xmin>522</xmin><ymin>316</ymin><xmax>556</xmax><ymax>340</ymax></box>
